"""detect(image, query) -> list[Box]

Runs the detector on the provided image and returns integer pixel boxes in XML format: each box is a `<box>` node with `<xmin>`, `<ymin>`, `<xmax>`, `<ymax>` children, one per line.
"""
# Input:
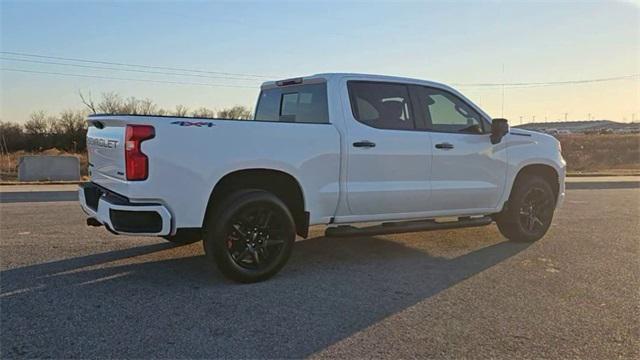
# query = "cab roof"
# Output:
<box><xmin>261</xmin><ymin>73</ymin><xmax>455</xmax><ymax>92</ymax></box>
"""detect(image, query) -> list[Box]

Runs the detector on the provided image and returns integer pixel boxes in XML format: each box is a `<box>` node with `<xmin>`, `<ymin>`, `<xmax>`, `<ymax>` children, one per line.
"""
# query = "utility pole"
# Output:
<box><xmin>564</xmin><ymin>112</ymin><xmax>568</xmax><ymax>121</ymax></box>
<box><xmin>500</xmin><ymin>63</ymin><xmax>505</xmax><ymax>118</ymax></box>
<box><xmin>532</xmin><ymin>115</ymin><xmax>536</xmax><ymax>123</ymax></box>
<box><xmin>519</xmin><ymin>116</ymin><xmax>523</xmax><ymax>125</ymax></box>
<box><xmin>588</xmin><ymin>113</ymin><xmax>592</xmax><ymax>121</ymax></box>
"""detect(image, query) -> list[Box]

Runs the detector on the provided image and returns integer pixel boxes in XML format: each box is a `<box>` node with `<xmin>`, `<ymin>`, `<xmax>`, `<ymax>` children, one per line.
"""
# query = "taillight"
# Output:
<box><xmin>125</xmin><ymin>125</ymin><xmax>155</xmax><ymax>181</ymax></box>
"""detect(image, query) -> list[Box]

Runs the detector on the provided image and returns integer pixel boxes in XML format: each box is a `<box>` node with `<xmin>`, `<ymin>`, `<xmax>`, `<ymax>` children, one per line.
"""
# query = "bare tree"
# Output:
<box><xmin>217</xmin><ymin>105</ymin><xmax>252</xmax><ymax>120</ymax></box>
<box><xmin>59</xmin><ymin>110</ymin><xmax>88</xmax><ymax>152</ymax></box>
<box><xmin>59</xmin><ymin>110</ymin><xmax>87</xmax><ymax>133</ymax></box>
<box><xmin>47</xmin><ymin>116</ymin><xmax>63</xmax><ymax>134</ymax></box>
<box><xmin>138</xmin><ymin>99</ymin><xmax>159</xmax><ymax>115</ymax></box>
<box><xmin>122</xmin><ymin>97</ymin><xmax>140</xmax><ymax>114</ymax></box>
<box><xmin>82</xmin><ymin>91</ymin><xmax>250</xmax><ymax>119</ymax></box>
<box><xmin>192</xmin><ymin>107</ymin><xmax>216</xmax><ymax>118</ymax></box>
<box><xmin>0</xmin><ymin>121</ymin><xmax>23</xmax><ymax>153</ymax></box>
<box><xmin>98</xmin><ymin>92</ymin><xmax>124</xmax><ymax>114</ymax></box>
<box><xmin>24</xmin><ymin>111</ymin><xmax>49</xmax><ymax>135</ymax></box>
<box><xmin>173</xmin><ymin>105</ymin><xmax>189</xmax><ymax>117</ymax></box>
<box><xmin>79</xmin><ymin>90</ymin><xmax>97</xmax><ymax>114</ymax></box>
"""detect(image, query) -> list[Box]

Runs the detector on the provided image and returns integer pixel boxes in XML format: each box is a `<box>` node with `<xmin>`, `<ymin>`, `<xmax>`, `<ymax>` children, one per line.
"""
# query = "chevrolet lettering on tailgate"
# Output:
<box><xmin>87</xmin><ymin>137</ymin><xmax>118</xmax><ymax>149</ymax></box>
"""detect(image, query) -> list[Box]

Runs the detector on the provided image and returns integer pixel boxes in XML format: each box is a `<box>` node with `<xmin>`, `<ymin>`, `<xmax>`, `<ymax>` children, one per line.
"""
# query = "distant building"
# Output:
<box><xmin>514</xmin><ymin>120</ymin><xmax>640</xmax><ymax>134</ymax></box>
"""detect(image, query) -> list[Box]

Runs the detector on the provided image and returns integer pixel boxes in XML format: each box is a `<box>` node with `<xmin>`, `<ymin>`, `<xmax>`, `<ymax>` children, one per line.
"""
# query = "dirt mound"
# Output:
<box><xmin>40</xmin><ymin>148</ymin><xmax>66</xmax><ymax>156</ymax></box>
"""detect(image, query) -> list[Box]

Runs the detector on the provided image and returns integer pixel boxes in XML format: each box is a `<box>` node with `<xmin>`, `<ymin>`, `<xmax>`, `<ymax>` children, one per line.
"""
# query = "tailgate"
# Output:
<box><xmin>87</xmin><ymin>120</ymin><xmax>126</xmax><ymax>182</ymax></box>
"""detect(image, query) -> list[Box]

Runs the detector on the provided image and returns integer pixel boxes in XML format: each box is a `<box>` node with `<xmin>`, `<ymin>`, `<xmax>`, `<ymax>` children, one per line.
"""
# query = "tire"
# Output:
<box><xmin>496</xmin><ymin>175</ymin><xmax>556</xmax><ymax>242</ymax></box>
<box><xmin>203</xmin><ymin>189</ymin><xmax>296</xmax><ymax>283</ymax></box>
<box><xmin>162</xmin><ymin>231</ymin><xmax>201</xmax><ymax>245</ymax></box>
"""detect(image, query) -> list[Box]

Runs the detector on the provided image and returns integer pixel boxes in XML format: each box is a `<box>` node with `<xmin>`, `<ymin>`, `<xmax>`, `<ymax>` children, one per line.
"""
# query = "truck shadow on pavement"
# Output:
<box><xmin>1</xmin><ymin>232</ymin><xmax>530</xmax><ymax>359</ymax></box>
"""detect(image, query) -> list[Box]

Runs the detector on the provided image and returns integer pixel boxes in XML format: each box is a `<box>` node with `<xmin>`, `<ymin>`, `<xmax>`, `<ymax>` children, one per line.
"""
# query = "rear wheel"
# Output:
<box><xmin>496</xmin><ymin>175</ymin><xmax>556</xmax><ymax>242</ymax></box>
<box><xmin>203</xmin><ymin>190</ymin><xmax>296</xmax><ymax>283</ymax></box>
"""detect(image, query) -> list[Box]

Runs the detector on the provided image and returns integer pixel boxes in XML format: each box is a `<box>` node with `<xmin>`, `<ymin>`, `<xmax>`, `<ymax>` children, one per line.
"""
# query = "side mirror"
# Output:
<box><xmin>490</xmin><ymin>118</ymin><xmax>509</xmax><ymax>144</ymax></box>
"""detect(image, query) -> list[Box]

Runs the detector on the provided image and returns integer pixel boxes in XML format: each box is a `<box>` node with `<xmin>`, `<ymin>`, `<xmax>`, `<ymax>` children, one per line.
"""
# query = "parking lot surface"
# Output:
<box><xmin>1</xmin><ymin>189</ymin><xmax>638</xmax><ymax>358</ymax></box>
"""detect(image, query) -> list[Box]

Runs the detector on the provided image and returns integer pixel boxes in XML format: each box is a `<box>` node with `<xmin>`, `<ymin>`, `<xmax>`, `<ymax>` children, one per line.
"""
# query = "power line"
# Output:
<box><xmin>3</xmin><ymin>50</ymin><xmax>638</xmax><ymax>89</ymax></box>
<box><xmin>0</xmin><ymin>57</ymin><xmax>263</xmax><ymax>82</ymax></box>
<box><xmin>454</xmin><ymin>74</ymin><xmax>640</xmax><ymax>88</ymax></box>
<box><xmin>0</xmin><ymin>51</ymin><xmax>276</xmax><ymax>79</ymax></box>
<box><xmin>5</xmin><ymin>65</ymin><xmax>637</xmax><ymax>94</ymax></box>
<box><xmin>0</xmin><ymin>68</ymin><xmax>258</xmax><ymax>89</ymax></box>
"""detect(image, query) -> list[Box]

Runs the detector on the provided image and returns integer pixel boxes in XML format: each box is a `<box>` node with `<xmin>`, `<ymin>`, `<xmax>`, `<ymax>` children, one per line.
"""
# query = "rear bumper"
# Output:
<box><xmin>78</xmin><ymin>182</ymin><xmax>172</xmax><ymax>236</ymax></box>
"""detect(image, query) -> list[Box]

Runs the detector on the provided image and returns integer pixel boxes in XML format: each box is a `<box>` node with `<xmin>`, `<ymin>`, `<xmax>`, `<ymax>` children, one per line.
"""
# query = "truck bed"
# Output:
<box><xmin>86</xmin><ymin>115</ymin><xmax>342</xmax><ymax>230</ymax></box>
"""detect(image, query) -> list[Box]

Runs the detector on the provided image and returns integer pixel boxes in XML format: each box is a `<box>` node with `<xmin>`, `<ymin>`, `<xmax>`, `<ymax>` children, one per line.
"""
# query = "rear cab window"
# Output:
<box><xmin>254</xmin><ymin>82</ymin><xmax>329</xmax><ymax>124</ymax></box>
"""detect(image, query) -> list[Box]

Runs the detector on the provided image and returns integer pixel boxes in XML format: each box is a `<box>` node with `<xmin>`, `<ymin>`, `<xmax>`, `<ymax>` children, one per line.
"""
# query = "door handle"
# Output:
<box><xmin>353</xmin><ymin>140</ymin><xmax>376</xmax><ymax>148</ymax></box>
<box><xmin>435</xmin><ymin>142</ymin><xmax>454</xmax><ymax>150</ymax></box>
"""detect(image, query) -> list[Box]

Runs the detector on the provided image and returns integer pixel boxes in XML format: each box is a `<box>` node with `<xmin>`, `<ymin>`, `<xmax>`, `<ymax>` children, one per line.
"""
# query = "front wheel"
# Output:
<box><xmin>496</xmin><ymin>175</ymin><xmax>556</xmax><ymax>242</ymax></box>
<box><xmin>203</xmin><ymin>190</ymin><xmax>296</xmax><ymax>283</ymax></box>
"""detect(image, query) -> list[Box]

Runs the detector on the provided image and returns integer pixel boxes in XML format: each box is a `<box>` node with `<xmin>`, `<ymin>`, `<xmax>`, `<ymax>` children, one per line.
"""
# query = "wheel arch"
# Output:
<box><xmin>511</xmin><ymin>163</ymin><xmax>560</xmax><ymax>202</ymax></box>
<box><xmin>203</xmin><ymin>168</ymin><xmax>309</xmax><ymax>238</ymax></box>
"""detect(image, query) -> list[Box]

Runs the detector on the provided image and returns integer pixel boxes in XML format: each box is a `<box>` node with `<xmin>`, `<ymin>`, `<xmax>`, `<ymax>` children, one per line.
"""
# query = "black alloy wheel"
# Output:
<box><xmin>203</xmin><ymin>190</ymin><xmax>296</xmax><ymax>283</ymax></box>
<box><xmin>496</xmin><ymin>175</ymin><xmax>556</xmax><ymax>242</ymax></box>
<box><xmin>225</xmin><ymin>205</ymin><xmax>287</xmax><ymax>270</ymax></box>
<box><xmin>518</xmin><ymin>186</ymin><xmax>554</xmax><ymax>236</ymax></box>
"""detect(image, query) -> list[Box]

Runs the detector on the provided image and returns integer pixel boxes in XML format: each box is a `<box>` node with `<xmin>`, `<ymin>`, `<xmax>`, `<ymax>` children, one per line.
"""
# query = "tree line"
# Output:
<box><xmin>0</xmin><ymin>92</ymin><xmax>252</xmax><ymax>153</ymax></box>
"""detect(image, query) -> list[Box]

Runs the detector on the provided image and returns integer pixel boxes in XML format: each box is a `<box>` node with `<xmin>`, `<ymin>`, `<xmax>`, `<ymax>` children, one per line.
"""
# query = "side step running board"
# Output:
<box><xmin>325</xmin><ymin>216</ymin><xmax>493</xmax><ymax>238</ymax></box>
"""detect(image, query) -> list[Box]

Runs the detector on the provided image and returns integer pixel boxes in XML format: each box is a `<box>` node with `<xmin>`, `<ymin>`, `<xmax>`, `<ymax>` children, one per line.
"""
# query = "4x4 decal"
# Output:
<box><xmin>171</xmin><ymin>121</ymin><xmax>215</xmax><ymax>128</ymax></box>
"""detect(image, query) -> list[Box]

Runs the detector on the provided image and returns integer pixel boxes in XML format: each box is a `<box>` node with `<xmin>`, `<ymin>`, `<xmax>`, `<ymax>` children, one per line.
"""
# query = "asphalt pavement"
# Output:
<box><xmin>1</xmin><ymin>177</ymin><xmax>638</xmax><ymax>203</ymax></box>
<box><xmin>0</xmin><ymin>188</ymin><xmax>638</xmax><ymax>358</ymax></box>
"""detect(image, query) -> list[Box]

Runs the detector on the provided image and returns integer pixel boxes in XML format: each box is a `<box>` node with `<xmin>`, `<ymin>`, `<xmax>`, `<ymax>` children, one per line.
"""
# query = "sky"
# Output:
<box><xmin>1</xmin><ymin>0</ymin><xmax>639</xmax><ymax>124</ymax></box>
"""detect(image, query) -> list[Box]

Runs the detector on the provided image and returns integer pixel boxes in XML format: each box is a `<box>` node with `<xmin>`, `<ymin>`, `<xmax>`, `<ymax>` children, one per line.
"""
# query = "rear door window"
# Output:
<box><xmin>347</xmin><ymin>81</ymin><xmax>415</xmax><ymax>130</ymax></box>
<box><xmin>254</xmin><ymin>83</ymin><xmax>329</xmax><ymax>123</ymax></box>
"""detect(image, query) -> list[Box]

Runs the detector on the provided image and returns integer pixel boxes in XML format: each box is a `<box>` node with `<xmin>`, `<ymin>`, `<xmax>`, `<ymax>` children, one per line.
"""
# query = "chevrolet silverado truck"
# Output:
<box><xmin>79</xmin><ymin>73</ymin><xmax>566</xmax><ymax>283</ymax></box>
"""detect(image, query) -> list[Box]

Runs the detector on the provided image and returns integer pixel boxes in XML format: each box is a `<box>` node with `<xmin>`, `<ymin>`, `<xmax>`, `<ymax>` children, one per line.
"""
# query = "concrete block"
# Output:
<box><xmin>18</xmin><ymin>156</ymin><xmax>80</xmax><ymax>181</ymax></box>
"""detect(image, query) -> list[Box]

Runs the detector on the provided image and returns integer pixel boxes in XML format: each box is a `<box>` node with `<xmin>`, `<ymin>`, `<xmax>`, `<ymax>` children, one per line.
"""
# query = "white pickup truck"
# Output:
<box><xmin>80</xmin><ymin>73</ymin><xmax>566</xmax><ymax>282</ymax></box>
